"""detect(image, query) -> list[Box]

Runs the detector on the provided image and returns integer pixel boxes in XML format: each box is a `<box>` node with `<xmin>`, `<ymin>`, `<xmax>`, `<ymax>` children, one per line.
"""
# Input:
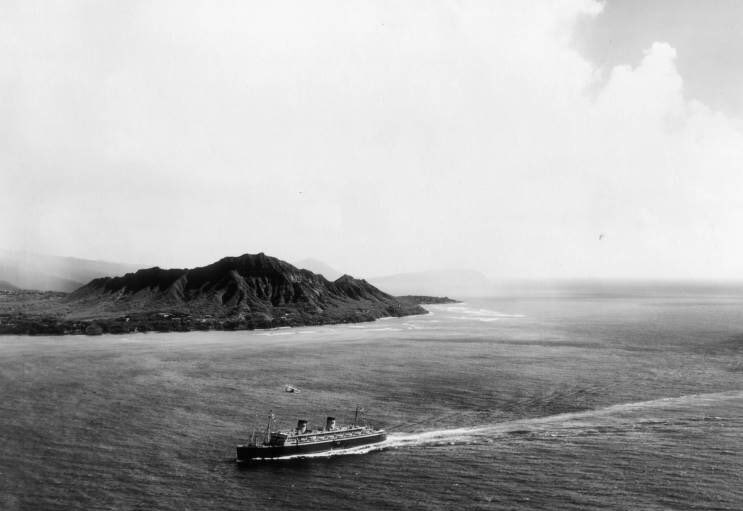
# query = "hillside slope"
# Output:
<box><xmin>30</xmin><ymin>252</ymin><xmax>425</xmax><ymax>334</ymax></box>
<box><xmin>293</xmin><ymin>258</ymin><xmax>343</xmax><ymax>281</ymax></box>
<box><xmin>0</xmin><ymin>250</ymin><xmax>141</xmax><ymax>292</ymax></box>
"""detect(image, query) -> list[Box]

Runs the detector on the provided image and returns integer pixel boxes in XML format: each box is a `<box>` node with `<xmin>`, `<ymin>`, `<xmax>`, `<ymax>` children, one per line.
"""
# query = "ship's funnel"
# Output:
<box><xmin>296</xmin><ymin>419</ymin><xmax>308</xmax><ymax>433</ymax></box>
<box><xmin>325</xmin><ymin>416</ymin><xmax>336</xmax><ymax>430</ymax></box>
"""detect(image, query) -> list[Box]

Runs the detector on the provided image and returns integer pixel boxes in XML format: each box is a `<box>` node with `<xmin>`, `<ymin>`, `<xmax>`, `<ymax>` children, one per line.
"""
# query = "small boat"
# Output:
<box><xmin>236</xmin><ymin>408</ymin><xmax>386</xmax><ymax>461</ymax></box>
<box><xmin>284</xmin><ymin>385</ymin><xmax>300</xmax><ymax>393</ymax></box>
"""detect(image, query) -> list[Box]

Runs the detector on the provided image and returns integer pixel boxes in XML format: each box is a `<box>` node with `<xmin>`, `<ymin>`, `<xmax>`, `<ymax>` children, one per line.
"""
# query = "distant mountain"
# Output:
<box><xmin>38</xmin><ymin>252</ymin><xmax>426</xmax><ymax>333</ymax></box>
<box><xmin>0</xmin><ymin>280</ymin><xmax>19</xmax><ymax>291</ymax></box>
<box><xmin>369</xmin><ymin>269</ymin><xmax>496</xmax><ymax>298</ymax></box>
<box><xmin>293</xmin><ymin>258</ymin><xmax>343</xmax><ymax>281</ymax></box>
<box><xmin>0</xmin><ymin>250</ymin><xmax>141</xmax><ymax>292</ymax></box>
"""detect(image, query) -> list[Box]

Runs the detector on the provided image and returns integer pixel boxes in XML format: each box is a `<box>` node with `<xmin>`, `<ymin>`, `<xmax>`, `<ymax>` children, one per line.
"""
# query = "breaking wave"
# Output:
<box><xmin>441</xmin><ymin>304</ymin><xmax>525</xmax><ymax>322</ymax></box>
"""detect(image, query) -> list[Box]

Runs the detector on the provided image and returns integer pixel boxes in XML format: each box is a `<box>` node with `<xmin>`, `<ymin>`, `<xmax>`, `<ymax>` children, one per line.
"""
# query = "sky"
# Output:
<box><xmin>1</xmin><ymin>0</ymin><xmax>742</xmax><ymax>279</ymax></box>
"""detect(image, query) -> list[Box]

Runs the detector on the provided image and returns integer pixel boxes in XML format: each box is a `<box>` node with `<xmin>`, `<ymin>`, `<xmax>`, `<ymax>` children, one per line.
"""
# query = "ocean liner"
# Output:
<box><xmin>236</xmin><ymin>410</ymin><xmax>386</xmax><ymax>461</ymax></box>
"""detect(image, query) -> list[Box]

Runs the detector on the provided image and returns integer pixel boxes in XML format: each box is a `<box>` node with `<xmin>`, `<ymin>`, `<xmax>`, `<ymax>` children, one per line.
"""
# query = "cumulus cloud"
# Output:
<box><xmin>579</xmin><ymin>41</ymin><xmax>743</xmax><ymax>278</ymax></box>
<box><xmin>0</xmin><ymin>1</ymin><xmax>741</xmax><ymax>278</ymax></box>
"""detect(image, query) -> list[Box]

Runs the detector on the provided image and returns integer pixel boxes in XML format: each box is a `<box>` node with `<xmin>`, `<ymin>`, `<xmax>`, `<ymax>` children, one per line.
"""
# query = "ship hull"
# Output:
<box><xmin>236</xmin><ymin>432</ymin><xmax>386</xmax><ymax>461</ymax></box>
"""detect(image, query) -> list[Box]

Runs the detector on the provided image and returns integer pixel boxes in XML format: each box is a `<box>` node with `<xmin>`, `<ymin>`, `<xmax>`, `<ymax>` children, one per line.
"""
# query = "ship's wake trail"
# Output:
<box><xmin>268</xmin><ymin>390</ymin><xmax>743</xmax><ymax>460</ymax></box>
<box><xmin>385</xmin><ymin>390</ymin><xmax>743</xmax><ymax>449</ymax></box>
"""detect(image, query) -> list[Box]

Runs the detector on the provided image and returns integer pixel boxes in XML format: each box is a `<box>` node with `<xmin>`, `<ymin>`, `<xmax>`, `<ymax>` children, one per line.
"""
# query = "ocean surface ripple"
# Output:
<box><xmin>1</xmin><ymin>290</ymin><xmax>743</xmax><ymax>509</ymax></box>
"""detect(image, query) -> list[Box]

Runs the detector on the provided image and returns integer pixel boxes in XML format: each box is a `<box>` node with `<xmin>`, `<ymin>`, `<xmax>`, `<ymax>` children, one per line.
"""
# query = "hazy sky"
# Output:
<box><xmin>2</xmin><ymin>1</ymin><xmax>742</xmax><ymax>279</ymax></box>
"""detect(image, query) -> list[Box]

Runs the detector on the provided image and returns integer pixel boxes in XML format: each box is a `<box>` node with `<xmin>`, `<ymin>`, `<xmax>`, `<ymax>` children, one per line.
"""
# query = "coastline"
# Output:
<box><xmin>0</xmin><ymin>290</ymin><xmax>462</xmax><ymax>336</ymax></box>
<box><xmin>0</xmin><ymin>306</ymin><xmax>429</xmax><ymax>337</ymax></box>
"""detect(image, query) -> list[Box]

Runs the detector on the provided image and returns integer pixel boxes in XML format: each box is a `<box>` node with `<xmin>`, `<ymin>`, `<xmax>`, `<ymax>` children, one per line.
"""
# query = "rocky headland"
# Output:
<box><xmin>395</xmin><ymin>295</ymin><xmax>460</xmax><ymax>305</ymax></box>
<box><xmin>0</xmin><ymin>253</ymin><xmax>428</xmax><ymax>335</ymax></box>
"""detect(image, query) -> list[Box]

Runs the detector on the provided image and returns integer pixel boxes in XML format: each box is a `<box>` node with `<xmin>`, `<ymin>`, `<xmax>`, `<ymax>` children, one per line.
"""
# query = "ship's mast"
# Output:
<box><xmin>264</xmin><ymin>411</ymin><xmax>273</xmax><ymax>444</ymax></box>
<box><xmin>353</xmin><ymin>405</ymin><xmax>359</xmax><ymax>427</ymax></box>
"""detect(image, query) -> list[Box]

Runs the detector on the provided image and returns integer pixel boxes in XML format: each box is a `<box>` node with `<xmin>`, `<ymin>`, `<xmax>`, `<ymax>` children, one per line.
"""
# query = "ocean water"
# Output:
<box><xmin>1</xmin><ymin>287</ymin><xmax>742</xmax><ymax>510</ymax></box>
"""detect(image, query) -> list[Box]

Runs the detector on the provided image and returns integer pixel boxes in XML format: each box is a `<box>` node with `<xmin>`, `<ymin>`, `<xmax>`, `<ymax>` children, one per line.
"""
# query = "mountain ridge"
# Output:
<box><xmin>0</xmin><ymin>249</ymin><xmax>142</xmax><ymax>292</ymax></box>
<box><xmin>1</xmin><ymin>252</ymin><xmax>425</xmax><ymax>335</ymax></box>
<box><xmin>293</xmin><ymin>258</ymin><xmax>343</xmax><ymax>281</ymax></box>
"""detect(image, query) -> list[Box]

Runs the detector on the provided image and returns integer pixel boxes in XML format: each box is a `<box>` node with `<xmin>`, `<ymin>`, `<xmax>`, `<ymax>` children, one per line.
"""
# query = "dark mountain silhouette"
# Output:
<box><xmin>47</xmin><ymin>253</ymin><xmax>425</xmax><ymax>333</ymax></box>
